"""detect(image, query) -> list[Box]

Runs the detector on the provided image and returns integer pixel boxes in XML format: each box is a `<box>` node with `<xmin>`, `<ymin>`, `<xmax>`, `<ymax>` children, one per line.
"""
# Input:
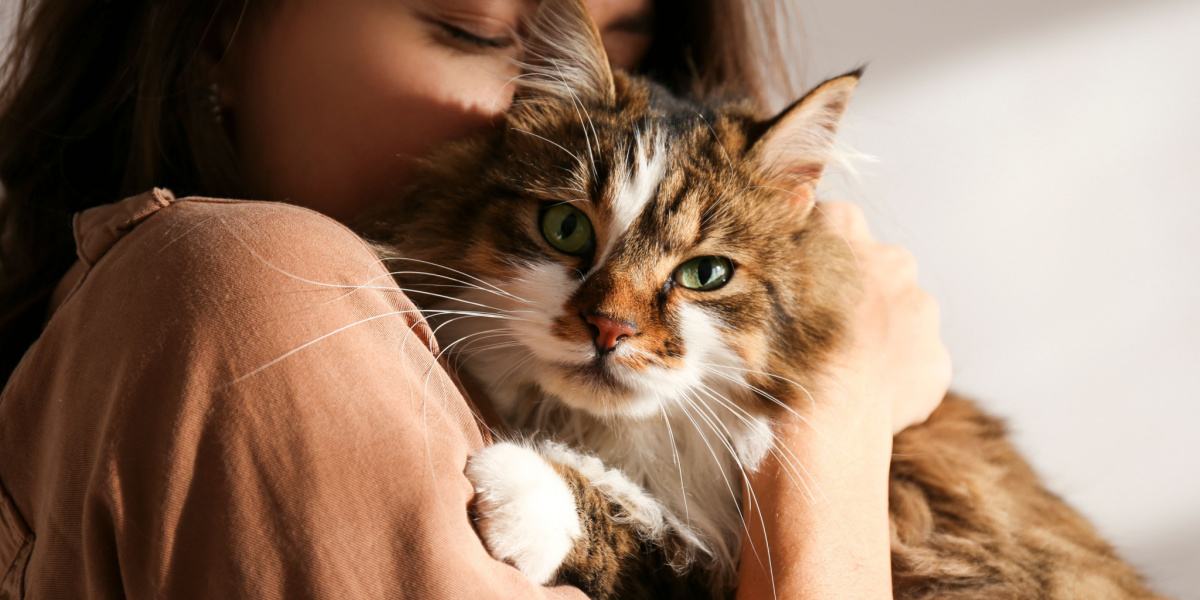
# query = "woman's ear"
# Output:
<box><xmin>198</xmin><ymin>6</ymin><xmax>245</xmax><ymax>115</ymax></box>
<box><xmin>750</xmin><ymin>69</ymin><xmax>862</xmax><ymax>214</ymax></box>
<box><xmin>513</xmin><ymin>0</ymin><xmax>616</xmax><ymax>108</ymax></box>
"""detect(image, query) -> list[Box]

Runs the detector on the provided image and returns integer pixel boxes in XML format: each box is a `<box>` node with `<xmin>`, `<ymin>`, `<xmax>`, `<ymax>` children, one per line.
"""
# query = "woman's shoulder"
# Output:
<box><xmin>126</xmin><ymin>190</ymin><xmax>377</xmax><ymax>271</ymax></box>
<box><xmin>54</xmin><ymin>189</ymin><xmax>418</xmax><ymax>351</ymax></box>
<box><xmin>70</xmin><ymin>189</ymin><xmax>383</xmax><ymax>298</ymax></box>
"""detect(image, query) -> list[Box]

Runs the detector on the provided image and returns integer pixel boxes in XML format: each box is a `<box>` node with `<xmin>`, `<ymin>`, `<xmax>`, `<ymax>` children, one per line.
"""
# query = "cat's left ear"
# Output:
<box><xmin>749</xmin><ymin>69</ymin><xmax>862</xmax><ymax>215</ymax></box>
<box><xmin>514</xmin><ymin>0</ymin><xmax>616</xmax><ymax>106</ymax></box>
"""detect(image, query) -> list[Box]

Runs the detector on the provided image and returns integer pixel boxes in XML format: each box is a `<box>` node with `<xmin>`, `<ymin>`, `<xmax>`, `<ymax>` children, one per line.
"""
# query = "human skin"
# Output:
<box><xmin>739</xmin><ymin>202</ymin><xmax>949</xmax><ymax>599</ymax></box>
<box><xmin>216</xmin><ymin>0</ymin><xmax>949</xmax><ymax>597</ymax></box>
<box><xmin>223</xmin><ymin>0</ymin><xmax>653</xmax><ymax>221</ymax></box>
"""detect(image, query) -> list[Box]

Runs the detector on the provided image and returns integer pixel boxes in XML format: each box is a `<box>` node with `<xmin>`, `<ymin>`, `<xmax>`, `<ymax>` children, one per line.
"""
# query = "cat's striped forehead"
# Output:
<box><xmin>502</xmin><ymin>75</ymin><xmax>775</xmax><ymax>269</ymax></box>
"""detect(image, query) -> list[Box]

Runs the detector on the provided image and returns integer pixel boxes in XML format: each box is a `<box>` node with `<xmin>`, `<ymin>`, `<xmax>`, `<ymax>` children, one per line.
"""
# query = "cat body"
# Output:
<box><xmin>357</xmin><ymin>0</ymin><xmax>1161</xmax><ymax>597</ymax></box>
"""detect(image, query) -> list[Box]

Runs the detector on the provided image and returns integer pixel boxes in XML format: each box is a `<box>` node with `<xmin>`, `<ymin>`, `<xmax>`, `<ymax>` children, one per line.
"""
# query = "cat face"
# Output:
<box><xmin>365</xmin><ymin>0</ymin><xmax>858</xmax><ymax>420</ymax></box>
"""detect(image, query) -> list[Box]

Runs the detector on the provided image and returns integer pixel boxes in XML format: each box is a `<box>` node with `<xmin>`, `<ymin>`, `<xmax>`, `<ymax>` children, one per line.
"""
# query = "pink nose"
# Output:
<box><xmin>583</xmin><ymin>313</ymin><xmax>637</xmax><ymax>354</ymax></box>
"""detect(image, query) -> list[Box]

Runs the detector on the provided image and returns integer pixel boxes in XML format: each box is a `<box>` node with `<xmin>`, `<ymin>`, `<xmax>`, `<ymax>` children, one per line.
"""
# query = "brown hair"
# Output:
<box><xmin>0</xmin><ymin>0</ymin><xmax>803</xmax><ymax>384</ymax></box>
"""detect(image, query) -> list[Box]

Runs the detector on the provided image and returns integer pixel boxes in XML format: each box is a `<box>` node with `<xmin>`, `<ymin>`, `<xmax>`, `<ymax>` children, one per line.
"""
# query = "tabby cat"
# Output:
<box><xmin>357</xmin><ymin>0</ymin><xmax>1161</xmax><ymax>597</ymax></box>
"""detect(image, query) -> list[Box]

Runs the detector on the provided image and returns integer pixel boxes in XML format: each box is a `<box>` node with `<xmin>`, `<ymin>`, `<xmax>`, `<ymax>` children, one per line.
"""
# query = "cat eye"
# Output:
<box><xmin>539</xmin><ymin>203</ymin><xmax>595</xmax><ymax>256</ymax></box>
<box><xmin>674</xmin><ymin>256</ymin><xmax>733</xmax><ymax>291</ymax></box>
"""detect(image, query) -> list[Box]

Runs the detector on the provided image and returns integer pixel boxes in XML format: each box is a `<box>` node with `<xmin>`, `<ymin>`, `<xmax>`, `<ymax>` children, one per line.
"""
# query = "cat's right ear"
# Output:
<box><xmin>512</xmin><ymin>0</ymin><xmax>616</xmax><ymax>107</ymax></box>
<box><xmin>748</xmin><ymin>69</ymin><xmax>862</xmax><ymax>216</ymax></box>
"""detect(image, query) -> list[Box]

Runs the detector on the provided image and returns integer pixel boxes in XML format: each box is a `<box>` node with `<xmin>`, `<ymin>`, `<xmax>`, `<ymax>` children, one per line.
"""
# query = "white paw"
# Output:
<box><xmin>538</xmin><ymin>441</ymin><xmax>667</xmax><ymax>535</ymax></box>
<box><xmin>465</xmin><ymin>442</ymin><xmax>582</xmax><ymax>584</ymax></box>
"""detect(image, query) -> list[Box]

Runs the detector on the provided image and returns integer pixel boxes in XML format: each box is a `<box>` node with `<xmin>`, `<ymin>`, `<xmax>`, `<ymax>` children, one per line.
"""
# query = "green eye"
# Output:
<box><xmin>674</xmin><ymin>256</ymin><xmax>733</xmax><ymax>291</ymax></box>
<box><xmin>540</xmin><ymin>203</ymin><xmax>595</xmax><ymax>256</ymax></box>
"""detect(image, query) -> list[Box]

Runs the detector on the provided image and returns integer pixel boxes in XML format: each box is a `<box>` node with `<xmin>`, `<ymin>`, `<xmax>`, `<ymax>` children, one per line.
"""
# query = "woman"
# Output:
<box><xmin>0</xmin><ymin>0</ymin><xmax>949</xmax><ymax>597</ymax></box>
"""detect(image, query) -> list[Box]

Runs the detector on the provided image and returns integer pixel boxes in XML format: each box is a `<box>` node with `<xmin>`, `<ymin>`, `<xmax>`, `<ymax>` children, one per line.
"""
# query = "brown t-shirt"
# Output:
<box><xmin>0</xmin><ymin>189</ymin><xmax>584</xmax><ymax>599</ymax></box>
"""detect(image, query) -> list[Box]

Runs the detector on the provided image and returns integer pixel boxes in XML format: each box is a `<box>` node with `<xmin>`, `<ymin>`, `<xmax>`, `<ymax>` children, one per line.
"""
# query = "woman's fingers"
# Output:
<box><xmin>813</xmin><ymin>200</ymin><xmax>950</xmax><ymax>433</ymax></box>
<box><xmin>817</xmin><ymin>200</ymin><xmax>871</xmax><ymax>241</ymax></box>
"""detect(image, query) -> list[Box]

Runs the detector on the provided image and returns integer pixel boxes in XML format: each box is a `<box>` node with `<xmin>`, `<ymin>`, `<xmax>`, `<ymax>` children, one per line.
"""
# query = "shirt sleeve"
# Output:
<box><xmin>70</xmin><ymin>199</ymin><xmax>585</xmax><ymax>599</ymax></box>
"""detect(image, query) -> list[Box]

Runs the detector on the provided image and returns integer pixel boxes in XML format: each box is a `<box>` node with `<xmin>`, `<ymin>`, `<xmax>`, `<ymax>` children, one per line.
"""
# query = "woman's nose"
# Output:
<box><xmin>582</xmin><ymin>312</ymin><xmax>638</xmax><ymax>355</ymax></box>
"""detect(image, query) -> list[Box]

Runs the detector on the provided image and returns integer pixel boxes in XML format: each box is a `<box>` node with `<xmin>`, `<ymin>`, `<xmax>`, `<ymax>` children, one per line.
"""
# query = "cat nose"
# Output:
<box><xmin>583</xmin><ymin>312</ymin><xmax>637</xmax><ymax>354</ymax></box>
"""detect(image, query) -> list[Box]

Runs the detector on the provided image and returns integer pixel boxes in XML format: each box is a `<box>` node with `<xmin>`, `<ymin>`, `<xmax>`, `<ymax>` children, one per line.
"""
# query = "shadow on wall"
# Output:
<box><xmin>1126</xmin><ymin>519</ymin><xmax>1200</xmax><ymax>600</ymax></box>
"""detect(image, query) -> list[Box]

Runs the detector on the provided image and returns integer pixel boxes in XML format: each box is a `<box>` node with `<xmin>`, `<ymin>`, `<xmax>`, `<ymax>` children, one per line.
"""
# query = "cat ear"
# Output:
<box><xmin>514</xmin><ymin>0</ymin><xmax>616</xmax><ymax>106</ymax></box>
<box><xmin>749</xmin><ymin>69</ymin><xmax>862</xmax><ymax>214</ymax></box>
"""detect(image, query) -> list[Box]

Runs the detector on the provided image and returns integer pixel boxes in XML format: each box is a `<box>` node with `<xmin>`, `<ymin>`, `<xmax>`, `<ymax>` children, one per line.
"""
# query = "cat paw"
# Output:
<box><xmin>538</xmin><ymin>441</ymin><xmax>668</xmax><ymax>537</ymax></box>
<box><xmin>465</xmin><ymin>441</ymin><xmax>583</xmax><ymax>584</ymax></box>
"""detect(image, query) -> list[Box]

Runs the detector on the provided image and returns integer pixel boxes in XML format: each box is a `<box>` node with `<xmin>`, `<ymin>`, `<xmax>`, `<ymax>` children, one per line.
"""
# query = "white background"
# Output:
<box><xmin>3</xmin><ymin>1</ymin><xmax>1197</xmax><ymax>597</ymax></box>
<box><xmin>800</xmin><ymin>0</ymin><xmax>1200</xmax><ymax>597</ymax></box>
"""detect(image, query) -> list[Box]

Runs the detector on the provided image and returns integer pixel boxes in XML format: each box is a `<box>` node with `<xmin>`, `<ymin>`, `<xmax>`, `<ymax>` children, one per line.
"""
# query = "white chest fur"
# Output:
<box><xmin>501</xmin><ymin>385</ymin><xmax>775</xmax><ymax>581</ymax></box>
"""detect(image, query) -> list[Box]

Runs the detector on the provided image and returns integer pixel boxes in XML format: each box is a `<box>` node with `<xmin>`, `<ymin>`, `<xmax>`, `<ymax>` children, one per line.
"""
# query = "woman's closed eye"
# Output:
<box><xmin>427</xmin><ymin>16</ymin><xmax>516</xmax><ymax>52</ymax></box>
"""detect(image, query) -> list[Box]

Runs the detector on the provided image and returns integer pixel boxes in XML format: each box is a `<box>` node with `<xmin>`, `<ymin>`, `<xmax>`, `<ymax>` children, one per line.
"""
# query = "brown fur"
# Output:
<box><xmin>889</xmin><ymin>395</ymin><xmax>1161</xmax><ymax>599</ymax></box>
<box><xmin>356</xmin><ymin>1</ymin><xmax>1162</xmax><ymax>597</ymax></box>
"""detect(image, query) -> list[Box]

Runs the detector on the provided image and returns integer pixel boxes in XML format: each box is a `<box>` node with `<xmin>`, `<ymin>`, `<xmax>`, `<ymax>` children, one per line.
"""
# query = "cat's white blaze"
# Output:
<box><xmin>465</xmin><ymin>442</ymin><xmax>582</xmax><ymax>585</ymax></box>
<box><xmin>592</xmin><ymin>128</ymin><xmax>667</xmax><ymax>272</ymax></box>
<box><xmin>503</xmin><ymin>261</ymin><xmax>593</xmax><ymax>364</ymax></box>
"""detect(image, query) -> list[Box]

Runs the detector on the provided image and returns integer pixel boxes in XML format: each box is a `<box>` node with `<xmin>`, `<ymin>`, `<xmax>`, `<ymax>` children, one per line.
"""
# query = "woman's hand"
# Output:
<box><xmin>737</xmin><ymin>201</ymin><xmax>950</xmax><ymax>599</ymax></box>
<box><xmin>817</xmin><ymin>200</ymin><xmax>951</xmax><ymax>434</ymax></box>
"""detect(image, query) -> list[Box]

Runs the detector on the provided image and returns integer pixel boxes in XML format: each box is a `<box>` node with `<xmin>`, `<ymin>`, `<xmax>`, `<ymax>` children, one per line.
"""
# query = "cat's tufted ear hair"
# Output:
<box><xmin>749</xmin><ymin>69</ymin><xmax>862</xmax><ymax>215</ymax></box>
<box><xmin>513</xmin><ymin>0</ymin><xmax>616</xmax><ymax>107</ymax></box>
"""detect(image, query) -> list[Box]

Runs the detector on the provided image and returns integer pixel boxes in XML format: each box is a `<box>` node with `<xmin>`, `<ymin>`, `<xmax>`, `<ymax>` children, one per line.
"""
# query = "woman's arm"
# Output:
<box><xmin>1</xmin><ymin>195</ymin><xmax>586</xmax><ymax>598</ymax></box>
<box><xmin>737</xmin><ymin>201</ymin><xmax>951</xmax><ymax>599</ymax></box>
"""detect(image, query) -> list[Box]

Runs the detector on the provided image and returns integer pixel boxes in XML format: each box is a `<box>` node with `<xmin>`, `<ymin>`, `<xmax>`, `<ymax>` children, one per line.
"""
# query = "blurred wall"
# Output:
<box><xmin>803</xmin><ymin>0</ymin><xmax>1200</xmax><ymax>597</ymax></box>
<box><xmin>1</xmin><ymin>1</ymin><xmax>1197</xmax><ymax>597</ymax></box>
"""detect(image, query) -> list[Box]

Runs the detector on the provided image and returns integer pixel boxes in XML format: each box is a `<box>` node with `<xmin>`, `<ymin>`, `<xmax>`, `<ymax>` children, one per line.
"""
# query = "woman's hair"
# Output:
<box><xmin>0</xmin><ymin>0</ymin><xmax>803</xmax><ymax>384</ymax></box>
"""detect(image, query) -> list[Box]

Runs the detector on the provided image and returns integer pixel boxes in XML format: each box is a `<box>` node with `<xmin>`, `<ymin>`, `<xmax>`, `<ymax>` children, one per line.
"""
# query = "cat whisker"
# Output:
<box><xmin>223</xmin><ymin>308</ymin><xmax>429</xmax><ymax>387</ymax></box>
<box><xmin>390</xmin><ymin>287</ymin><xmax>532</xmax><ymax>320</ymax></box>
<box><xmin>548</xmin><ymin>62</ymin><xmax>600</xmax><ymax>180</ymax></box>
<box><xmin>457</xmin><ymin>338</ymin><xmax>520</xmax><ymax>356</ymax></box>
<box><xmin>294</xmin><ymin>265</ymin><xmax>528</xmax><ymax>309</ymax></box>
<box><xmin>425</xmin><ymin>328</ymin><xmax>510</xmax><ymax>384</ymax></box>
<box><xmin>658</xmin><ymin>405</ymin><xmax>691</xmax><ymax>526</ymax></box>
<box><xmin>699</xmin><ymin>368</ymin><xmax>831</xmax><ymax>490</ymax></box>
<box><xmin>674</xmin><ymin>395</ymin><xmax>755</xmax><ymax>552</ymax></box>
<box><xmin>511</xmin><ymin>126</ymin><xmax>587</xmax><ymax>173</ymax></box>
<box><xmin>379</xmin><ymin>256</ymin><xmax>531</xmax><ymax>304</ymax></box>
<box><xmin>380</xmin><ymin>269</ymin><xmax>532</xmax><ymax>304</ymax></box>
<box><xmin>697</xmin><ymin>363</ymin><xmax>821</xmax><ymax>430</ymax></box>
<box><xmin>450</xmin><ymin>338</ymin><xmax>521</xmax><ymax>375</ymax></box>
<box><xmin>399</xmin><ymin>281</ymin><xmax>524</xmax><ymax>297</ymax></box>
<box><xmin>678</xmin><ymin>392</ymin><xmax>774</xmax><ymax>594</ymax></box>
<box><xmin>417</xmin><ymin>297</ymin><xmax>535</xmax><ymax>319</ymax></box>
<box><xmin>418</xmin><ymin>300</ymin><xmax>534</xmax><ymax>321</ymax></box>
<box><xmin>416</xmin><ymin>309</ymin><xmax>527</xmax><ymax>328</ymax></box>
<box><xmin>490</xmin><ymin>351</ymin><xmax>536</xmax><ymax>391</ymax></box>
<box><xmin>686</xmin><ymin>393</ymin><xmax>779</xmax><ymax>600</ymax></box>
<box><xmin>692</xmin><ymin>383</ymin><xmax>820</xmax><ymax>504</ymax></box>
<box><xmin>223</xmin><ymin>224</ymin><xmax>527</xmax><ymax>316</ymax></box>
<box><xmin>428</xmin><ymin>316</ymin><xmax>510</xmax><ymax>359</ymax></box>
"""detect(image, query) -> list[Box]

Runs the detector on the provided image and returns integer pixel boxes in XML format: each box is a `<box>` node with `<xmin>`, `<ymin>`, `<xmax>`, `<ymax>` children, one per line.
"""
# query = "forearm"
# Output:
<box><xmin>737</xmin><ymin>388</ymin><xmax>894</xmax><ymax>599</ymax></box>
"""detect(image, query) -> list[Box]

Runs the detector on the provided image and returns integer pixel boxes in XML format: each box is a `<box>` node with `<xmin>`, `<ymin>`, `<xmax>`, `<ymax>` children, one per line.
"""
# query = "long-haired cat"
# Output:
<box><xmin>356</xmin><ymin>0</ymin><xmax>1161</xmax><ymax>597</ymax></box>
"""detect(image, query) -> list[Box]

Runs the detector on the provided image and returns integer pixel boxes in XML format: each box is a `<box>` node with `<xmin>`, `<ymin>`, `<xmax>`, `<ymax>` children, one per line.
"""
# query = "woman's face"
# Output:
<box><xmin>225</xmin><ymin>0</ymin><xmax>653</xmax><ymax>220</ymax></box>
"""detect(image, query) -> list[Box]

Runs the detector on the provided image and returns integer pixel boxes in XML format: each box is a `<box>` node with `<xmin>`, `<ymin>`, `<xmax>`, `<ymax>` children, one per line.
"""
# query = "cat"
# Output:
<box><xmin>356</xmin><ymin>0</ymin><xmax>1162</xmax><ymax>597</ymax></box>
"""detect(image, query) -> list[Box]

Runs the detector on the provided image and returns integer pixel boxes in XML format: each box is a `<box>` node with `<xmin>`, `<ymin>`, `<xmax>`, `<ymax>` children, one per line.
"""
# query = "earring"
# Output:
<box><xmin>206</xmin><ymin>82</ymin><xmax>225</xmax><ymax>126</ymax></box>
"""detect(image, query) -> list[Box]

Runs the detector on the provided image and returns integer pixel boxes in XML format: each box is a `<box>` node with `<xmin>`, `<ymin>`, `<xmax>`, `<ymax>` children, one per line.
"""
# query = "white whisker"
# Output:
<box><xmin>658</xmin><ymin>405</ymin><xmax>690</xmax><ymax>525</ymax></box>
<box><xmin>379</xmin><ymin>256</ymin><xmax>530</xmax><ymax>303</ymax></box>
<box><xmin>223</xmin><ymin>309</ymin><xmax>423</xmax><ymax>387</ymax></box>
<box><xmin>686</xmin><ymin>392</ymin><xmax>778</xmax><ymax>600</ymax></box>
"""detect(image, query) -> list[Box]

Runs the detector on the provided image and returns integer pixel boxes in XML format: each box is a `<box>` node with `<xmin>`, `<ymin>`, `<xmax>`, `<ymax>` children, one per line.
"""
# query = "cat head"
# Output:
<box><xmin>368</xmin><ymin>0</ymin><xmax>860</xmax><ymax>421</ymax></box>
